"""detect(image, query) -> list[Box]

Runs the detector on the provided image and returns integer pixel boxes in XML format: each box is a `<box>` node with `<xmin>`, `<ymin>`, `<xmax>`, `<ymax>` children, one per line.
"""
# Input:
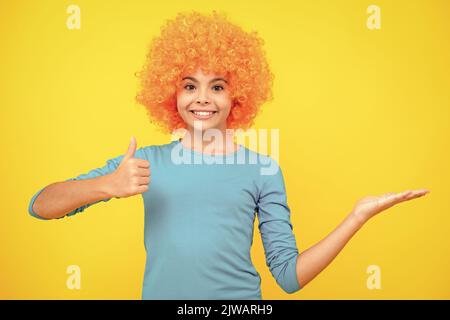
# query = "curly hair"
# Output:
<box><xmin>135</xmin><ymin>11</ymin><xmax>274</xmax><ymax>135</ymax></box>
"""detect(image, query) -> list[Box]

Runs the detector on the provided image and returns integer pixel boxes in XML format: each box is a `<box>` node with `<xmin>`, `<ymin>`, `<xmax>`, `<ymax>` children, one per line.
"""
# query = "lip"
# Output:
<box><xmin>189</xmin><ymin>110</ymin><xmax>217</xmax><ymax>120</ymax></box>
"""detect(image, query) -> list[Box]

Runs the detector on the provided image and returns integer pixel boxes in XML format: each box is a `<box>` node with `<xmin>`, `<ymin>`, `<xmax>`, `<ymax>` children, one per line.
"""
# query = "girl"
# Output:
<box><xmin>28</xmin><ymin>11</ymin><xmax>429</xmax><ymax>300</ymax></box>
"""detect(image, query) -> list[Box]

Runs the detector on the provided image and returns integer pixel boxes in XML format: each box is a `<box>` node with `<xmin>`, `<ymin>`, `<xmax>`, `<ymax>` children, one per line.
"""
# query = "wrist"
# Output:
<box><xmin>347</xmin><ymin>211</ymin><xmax>367</xmax><ymax>230</ymax></box>
<box><xmin>98</xmin><ymin>173</ymin><xmax>117</xmax><ymax>199</ymax></box>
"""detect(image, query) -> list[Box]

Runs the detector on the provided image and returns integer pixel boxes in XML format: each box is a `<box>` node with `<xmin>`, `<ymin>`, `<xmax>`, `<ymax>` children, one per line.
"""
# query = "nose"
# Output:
<box><xmin>196</xmin><ymin>97</ymin><xmax>210</xmax><ymax>105</ymax></box>
<box><xmin>195</xmin><ymin>89</ymin><xmax>210</xmax><ymax>105</ymax></box>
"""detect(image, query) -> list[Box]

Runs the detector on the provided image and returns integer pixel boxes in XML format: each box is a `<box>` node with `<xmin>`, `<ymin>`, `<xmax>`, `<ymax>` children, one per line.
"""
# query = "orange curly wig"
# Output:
<box><xmin>135</xmin><ymin>11</ymin><xmax>274</xmax><ymax>135</ymax></box>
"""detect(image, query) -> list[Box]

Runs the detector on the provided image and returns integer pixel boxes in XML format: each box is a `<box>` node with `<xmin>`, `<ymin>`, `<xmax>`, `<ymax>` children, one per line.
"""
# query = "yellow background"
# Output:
<box><xmin>1</xmin><ymin>0</ymin><xmax>449</xmax><ymax>299</ymax></box>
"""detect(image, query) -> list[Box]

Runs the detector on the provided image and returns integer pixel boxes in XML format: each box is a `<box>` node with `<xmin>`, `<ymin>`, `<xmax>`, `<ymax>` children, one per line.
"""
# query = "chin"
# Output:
<box><xmin>192</xmin><ymin>124</ymin><xmax>215</xmax><ymax>132</ymax></box>
<box><xmin>188</xmin><ymin>121</ymin><xmax>219</xmax><ymax>131</ymax></box>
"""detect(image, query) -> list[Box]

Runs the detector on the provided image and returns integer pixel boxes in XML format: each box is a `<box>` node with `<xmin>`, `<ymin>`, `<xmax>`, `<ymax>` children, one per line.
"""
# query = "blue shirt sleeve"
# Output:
<box><xmin>256</xmin><ymin>159</ymin><xmax>301</xmax><ymax>294</ymax></box>
<box><xmin>28</xmin><ymin>148</ymin><xmax>146</xmax><ymax>220</ymax></box>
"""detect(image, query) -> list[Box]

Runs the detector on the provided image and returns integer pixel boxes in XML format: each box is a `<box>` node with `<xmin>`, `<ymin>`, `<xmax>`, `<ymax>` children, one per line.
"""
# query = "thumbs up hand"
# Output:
<box><xmin>110</xmin><ymin>136</ymin><xmax>151</xmax><ymax>198</ymax></box>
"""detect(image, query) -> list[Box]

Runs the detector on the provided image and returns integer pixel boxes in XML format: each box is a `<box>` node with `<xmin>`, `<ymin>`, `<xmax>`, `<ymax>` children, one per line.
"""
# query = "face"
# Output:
<box><xmin>176</xmin><ymin>68</ymin><xmax>232</xmax><ymax>133</ymax></box>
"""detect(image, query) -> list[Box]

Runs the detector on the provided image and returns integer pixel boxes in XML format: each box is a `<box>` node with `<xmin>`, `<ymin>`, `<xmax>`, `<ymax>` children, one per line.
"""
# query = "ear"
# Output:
<box><xmin>229</xmin><ymin>100</ymin><xmax>243</xmax><ymax>121</ymax></box>
<box><xmin>231</xmin><ymin>97</ymin><xmax>240</xmax><ymax>109</ymax></box>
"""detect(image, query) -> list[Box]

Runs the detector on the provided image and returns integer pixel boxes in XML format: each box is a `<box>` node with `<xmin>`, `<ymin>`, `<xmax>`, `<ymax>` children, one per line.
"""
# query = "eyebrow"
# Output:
<box><xmin>181</xmin><ymin>76</ymin><xmax>228</xmax><ymax>84</ymax></box>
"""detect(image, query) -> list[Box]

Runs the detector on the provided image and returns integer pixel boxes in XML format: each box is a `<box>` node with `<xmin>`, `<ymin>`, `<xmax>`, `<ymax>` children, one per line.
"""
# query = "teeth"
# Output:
<box><xmin>192</xmin><ymin>111</ymin><xmax>215</xmax><ymax>116</ymax></box>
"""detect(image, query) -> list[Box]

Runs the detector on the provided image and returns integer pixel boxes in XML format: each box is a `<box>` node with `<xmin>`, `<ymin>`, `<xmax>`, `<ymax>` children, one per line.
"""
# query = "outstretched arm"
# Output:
<box><xmin>29</xmin><ymin>137</ymin><xmax>150</xmax><ymax>220</ymax></box>
<box><xmin>296</xmin><ymin>189</ymin><xmax>430</xmax><ymax>288</ymax></box>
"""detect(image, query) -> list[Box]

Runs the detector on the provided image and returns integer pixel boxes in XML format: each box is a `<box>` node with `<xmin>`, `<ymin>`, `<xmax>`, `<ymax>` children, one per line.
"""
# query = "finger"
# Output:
<box><xmin>125</xmin><ymin>136</ymin><xmax>137</xmax><ymax>159</ymax></box>
<box><xmin>384</xmin><ymin>192</ymin><xmax>396</xmax><ymax>198</ymax></box>
<box><xmin>378</xmin><ymin>191</ymin><xmax>409</xmax><ymax>207</ymax></box>
<box><xmin>137</xmin><ymin>176</ymin><xmax>150</xmax><ymax>185</ymax></box>
<box><xmin>405</xmin><ymin>189</ymin><xmax>430</xmax><ymax>199</ymax></box>
<box><xmin>389</xmin><ymin>190</ymin><xmax>413</xmax><ymax>203</ymax></box>
<box><xmin>137</xmin><ymin>168</ymin><xmax>151</xmax><ymax>177</ymax></box>
<box><xmin>381</xmin><ymin>192</ymin><xmax>404</xmax><ymax>201</ymax></box>
<box><xmin>390</xmin><ymin>189</ymin><xmax>428</xmax><ymax>204</ymax></box>
<box><xmin>399</xmin><ymin>190</ymin><xmax>413</xmax><ymax>198</ymax></box>
<box><xmin>380</xmin><ymin>192</ymin><xmax>396</xmax><ymax>206</ymax></box>
<box><xmin>136</xmin><ymin>159</ymin><xmax>150</xmax><ymax>168</ymax></box>
<box><xmin>137</xmin><ymin>185</ymin><xmax>149</xmax><ymax>193</ymax></box>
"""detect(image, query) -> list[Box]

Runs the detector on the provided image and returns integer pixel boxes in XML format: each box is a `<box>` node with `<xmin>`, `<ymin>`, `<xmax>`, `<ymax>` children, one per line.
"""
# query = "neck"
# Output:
<box><xmin>180</xmin><ymin>127</ymin><xmax>239</xmax><ymax>155</ymax></box>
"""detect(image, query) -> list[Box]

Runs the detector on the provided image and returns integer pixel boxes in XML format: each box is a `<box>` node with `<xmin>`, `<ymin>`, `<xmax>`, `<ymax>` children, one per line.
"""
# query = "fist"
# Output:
<box><xmin>110</xmin><ymin>136</ymin><xmax>151</xmax><ymax>198</ymax></box>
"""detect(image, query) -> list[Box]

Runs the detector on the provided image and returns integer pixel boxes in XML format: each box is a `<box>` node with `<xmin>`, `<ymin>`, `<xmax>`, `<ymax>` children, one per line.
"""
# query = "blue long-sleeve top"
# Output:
<box><xmin>28</xmin><ymin>139</ymin><xmax>301</xmax><ymax>299</ymax></box>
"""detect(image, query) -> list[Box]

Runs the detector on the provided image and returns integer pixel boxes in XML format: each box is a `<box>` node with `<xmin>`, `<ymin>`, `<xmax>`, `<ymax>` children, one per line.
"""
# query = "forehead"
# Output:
<box><xmin>182</xmin><ymin>68</ymin><xmax>228</xmax><ymax>81</ymax></box>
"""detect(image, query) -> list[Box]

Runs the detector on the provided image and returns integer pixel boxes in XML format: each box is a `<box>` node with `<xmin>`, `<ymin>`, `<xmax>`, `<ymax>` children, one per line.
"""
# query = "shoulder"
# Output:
<box><xmin>137</xmin><ymin>140</ymin><xmax>178</xmax><ymax>160</ymax></box>
<box><xmin>241</xmin><ymin>146</ymin><xmax>281</xmax><ymax>177</ymax></box>
<box><xmin>238</xmin><ymin>146</ymin><xmax>285</xmax><ymax>200</ymax></box>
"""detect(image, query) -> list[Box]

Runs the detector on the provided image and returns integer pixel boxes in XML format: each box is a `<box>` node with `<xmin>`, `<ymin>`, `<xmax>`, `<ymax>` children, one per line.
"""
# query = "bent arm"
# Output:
<box><xmin>31</xmin><ymin>174</ymin><xmax>116</xmax><ymax>220</ymax></box>
<box><xmin>296</xmin><ymin>213</ymin><xmax>364</xmax><ymax>288</ymax></box>
<box><xmin>257</xmin><ymin>160</ymin><xmax>301</xmax><ymax>294</ymax></box>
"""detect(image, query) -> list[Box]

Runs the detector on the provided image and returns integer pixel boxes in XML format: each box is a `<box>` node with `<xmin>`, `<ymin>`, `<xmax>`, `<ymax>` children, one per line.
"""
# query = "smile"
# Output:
<box><xmin>190</xmin><ymin>110</ymin><xmax>217</xmax><ymax>120</ymax></box>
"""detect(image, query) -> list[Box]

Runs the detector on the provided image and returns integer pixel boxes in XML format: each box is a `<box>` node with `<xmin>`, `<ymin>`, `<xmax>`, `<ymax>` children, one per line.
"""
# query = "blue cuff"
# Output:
<box><xmin>28</xmin><ymin>187</ymin><xmax>50</xmax><ymax>220</ymax></box>
<box><xmin>286</xmin><ymin>253</ymin><xmax>301</xmax><ymax>293</ymax></box>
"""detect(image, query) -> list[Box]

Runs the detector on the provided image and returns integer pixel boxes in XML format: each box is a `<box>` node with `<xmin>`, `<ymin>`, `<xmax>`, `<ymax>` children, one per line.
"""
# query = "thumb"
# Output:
<box><xmin>124</xmin><ymin>136</ymin><xmax>137</xmax><ymax>159</ymax></box>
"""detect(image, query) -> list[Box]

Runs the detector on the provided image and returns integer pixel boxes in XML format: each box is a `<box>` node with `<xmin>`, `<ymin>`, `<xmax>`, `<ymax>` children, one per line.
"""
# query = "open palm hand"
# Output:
<box><xmin>351</xmin><ymin>189</ymin><xmax>430</xmax><ymax>225</ymax></box>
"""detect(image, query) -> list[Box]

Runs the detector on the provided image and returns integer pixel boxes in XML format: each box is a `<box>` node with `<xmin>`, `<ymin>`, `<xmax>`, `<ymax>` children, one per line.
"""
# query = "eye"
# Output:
<box><xmin>184</xmin><ymin>84</ymin><xmax>195</xmax><ymax>91</ymax></box>
<box><xmin>212</xmin><ymin>85</ymin><xmax>224</xmax><ymax>91</ymax></box>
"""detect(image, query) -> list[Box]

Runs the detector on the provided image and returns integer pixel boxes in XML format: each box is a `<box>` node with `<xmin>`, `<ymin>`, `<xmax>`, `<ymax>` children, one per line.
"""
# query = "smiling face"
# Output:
<box><xmin>176</xmin><ymin>68</ymin><xmax>232</xmax><ymax>133</ymax></box>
